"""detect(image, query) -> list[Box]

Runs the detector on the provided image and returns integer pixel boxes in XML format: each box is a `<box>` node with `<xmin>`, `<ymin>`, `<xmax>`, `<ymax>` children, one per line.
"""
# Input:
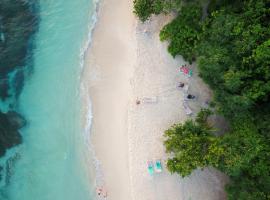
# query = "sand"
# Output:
<box><xmin>82</xmin><ymin>0</ymin><xmax>136</xmax><ymax>199</ymax></box>
<box><xmin>128</xmin><ymin>15</ymin><xmax>228</xmax><ymax>200</ymax></box>
<box><xmin>83</xmin><ymin>0</ymin><xmax>229</xmax><ymax>199</ymax></box>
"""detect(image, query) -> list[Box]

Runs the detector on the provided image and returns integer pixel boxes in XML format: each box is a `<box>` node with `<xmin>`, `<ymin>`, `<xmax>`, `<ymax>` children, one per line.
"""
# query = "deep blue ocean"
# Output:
<box><xmin>0</xmin><ymin>0</ymin><xmax>97</xmax><ymax>199</ymax></box>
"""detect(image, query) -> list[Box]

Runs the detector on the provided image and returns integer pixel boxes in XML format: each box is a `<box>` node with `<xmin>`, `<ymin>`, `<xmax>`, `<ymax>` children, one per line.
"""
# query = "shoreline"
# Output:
<box><xmin>83</xmin><ymin>0</ymin><xmax>229</xmax><ymax>199</ymax></box>
<box><xmin>82</xmin><ymin>0</ymin><xmax>136</xmax><ymax>199</ymax></box>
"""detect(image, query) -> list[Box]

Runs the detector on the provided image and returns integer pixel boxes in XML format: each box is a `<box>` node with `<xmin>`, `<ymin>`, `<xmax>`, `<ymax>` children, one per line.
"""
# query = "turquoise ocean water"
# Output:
<box><xmin>0</xmin><ymin>0</ymin><xmax>97</xmax><ymax>199</ymax></box>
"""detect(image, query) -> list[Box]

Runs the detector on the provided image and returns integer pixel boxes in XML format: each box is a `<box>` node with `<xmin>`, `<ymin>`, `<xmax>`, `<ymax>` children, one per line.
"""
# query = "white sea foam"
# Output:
<box><xmin>0</xmin><ymin>1</ymin><xmax>101</xmax><ymax>199</ymax></box>
<box><xmin>78</xmin><ymin>0</ymin><xmax>106</xmax><ymax>193</ymax></box>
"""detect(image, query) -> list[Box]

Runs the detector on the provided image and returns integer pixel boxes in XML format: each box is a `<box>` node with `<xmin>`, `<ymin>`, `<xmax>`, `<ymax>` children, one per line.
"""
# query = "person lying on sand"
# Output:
<box><xmin>177</xmin><ymin>82</ymin><xmax>185</xmax><ymax>88</ymax></box>
<box><xmin>96</xmin><ymin>187</ymin><xmax>108</xmax><ymax>198</ymax></box>
<box><xmin>96</xmin><ymin>187</ymin><xmax>102</xmax><ymax>196</ymax></box>
<box><xmin>186</xmin><ymin>94</ymin><xmax>196</xmax><ymax>99</ymax></box>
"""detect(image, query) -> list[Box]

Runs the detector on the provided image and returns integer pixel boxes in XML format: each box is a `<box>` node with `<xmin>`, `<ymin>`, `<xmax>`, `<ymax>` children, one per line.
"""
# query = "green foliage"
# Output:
<box><xmin>195</xmin><ymin>108</ymin><xmax>212</xmax><ymax>127</ymax></box>
<box><xmin>161</xmin><ymin>0</ymin><xmax>270</xmax><ymax>197</ymax></box>
<box><xmin>133</xmin><ymin>0</ymin><xmax>153</xmax><ymax>22</ymax></box>
<box><xmin>152</xmin><ymin>0</ymin><xmax>165</xmax><ymax>14</ymax></box>
<box><xmin>226</xmin><ymin>173</ymin><xmax>270</xmax><ymax>200</ymax></box>
<box><xmin>197</xmin><ymin>0</ymin><xmax>270</xmax><ymax>116</ymax></box>
<box><xmin>133</xmin><ymin>0</ymin><xmax>184</xmax><ymax>22</ymax></box>
<box><xmin>223</xmin><ymin>70</ymin><xmax>244</xmax><ymax>93</ymax></box>
<box><xmin>164</xmin><ymin>109</ymin><xmax>223</xmax><ymax>177</ymax></box>
<box><xmin>196</xmin><ymin>1</ymin><xmax>270</xmax><ymax>193</ymax></box>
<box><xmin>224</xmin><ymin>125</ymin><xmax>270</xmax><ymax>200</ymax></box>
<box><xmin>254</xmin><ymin>103</ymin><xmax>270</xmax><ymax>139</ymax></box>
<box><xmin>162</xmin><ymin>0</ymin><xmax>270</xmax><ymax>198</ymax></box>
<box><xmin>219</xmin><ymin>119</ymin><xmax>264</xmax><ymax>176</ymax></box>
<box><xmin>160</xmin><ymin>4</ymin><xmax>202</xmax><ymax>63</ymax></box>
<box><xmin>164</xmin><ymin>111</ymin><xmax>270</xmax><ymax>198</ymax></box>
<box><xmin>134</xmin><ymin>0</ymin><xmax>270</xmax><ymax>198</ymax></box>
<box><xmin>207</xmin><ymin>0</ymin><xmax>244</xmax><ymax>14</ymax></box>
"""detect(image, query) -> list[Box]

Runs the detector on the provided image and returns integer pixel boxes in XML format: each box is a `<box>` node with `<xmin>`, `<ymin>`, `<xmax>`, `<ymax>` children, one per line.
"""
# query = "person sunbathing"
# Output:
<box><xmin>96</xmin><ymin>187</ymin><xmax>108</xmax><ymax>198</ymax></box>
<box><xmin>187</xmin><ymin>94</ymin><xmax>195</xmax><ymax>99</ymax></box>
<box><xmin>96</xmin><ymin>187</ymin><xmax>102</xmax><ymax>196</ymax></box>
<box><xmin>177</xmin><ymin>82</ymin><xmax>185</xmax><ymax>88</ymax></box>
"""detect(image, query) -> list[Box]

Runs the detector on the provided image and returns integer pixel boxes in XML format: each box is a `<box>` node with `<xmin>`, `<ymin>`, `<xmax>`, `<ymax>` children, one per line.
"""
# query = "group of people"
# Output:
<box><xmin>96</xmin><ymin>186</ymin><xmax>107</xmax><ymax>198</ymax></box>
<box><xmin>177</xmin><ymin>82</ymin><xmax>196</xmax><ymax>99</ymax></box>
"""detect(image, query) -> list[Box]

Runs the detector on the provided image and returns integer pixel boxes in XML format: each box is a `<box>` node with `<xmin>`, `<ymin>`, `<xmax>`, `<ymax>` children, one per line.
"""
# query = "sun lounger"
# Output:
<box><xmin>183</xmin><ymin>84</ymin><xmax>189</xmax><ymax>93</ymax></box>
<box><xmin>183</xmin><ymin>101</ymin><xmax>192</xmax><ymax>115</ymax></box>
<box><xmin>147</xmin><ymin>161</ymin><xmax>154</xmax><ymax>175</ymax></box>
<box><xmin>188</xmin><ymin>69</ymin><xmax>193</xmax><ymax>77</ymax></box>
<box><xmin>154</xmin><ymin>159</ymin><xmax>162</xmax><ymax>173</ymax></box>
<box><xmin>142</xmin><ymin>97</ymin><xmax>158</xmax><ymax>104</ymax></box>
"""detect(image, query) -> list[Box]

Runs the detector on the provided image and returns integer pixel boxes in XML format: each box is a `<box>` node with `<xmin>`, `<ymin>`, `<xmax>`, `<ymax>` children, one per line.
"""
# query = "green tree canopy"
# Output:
<box><xmin>134</xmin><ymin>0</ymin><xmax>270</xmax><ymax>199</ymax></box>
<box><xmin>160</xmin><ymin>4</ymin><xmax>202</xmax><ymax>63</ymax></box>
<box><xmin>164</xmin><ymin>109</ymin><xmax>224</xmax><ymax>177</ymax></box>
<box><xmin>197</xmin><ymin>0</ymin><xmax>270</xmax><ymax>117</ymax></box>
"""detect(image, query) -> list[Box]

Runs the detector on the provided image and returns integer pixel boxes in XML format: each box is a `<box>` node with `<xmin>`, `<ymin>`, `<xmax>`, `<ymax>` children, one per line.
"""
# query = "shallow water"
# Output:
<box><xmin>0</xmin><ymin>0</ymin><xmax>96</xmax><ymax>199</ymax></box>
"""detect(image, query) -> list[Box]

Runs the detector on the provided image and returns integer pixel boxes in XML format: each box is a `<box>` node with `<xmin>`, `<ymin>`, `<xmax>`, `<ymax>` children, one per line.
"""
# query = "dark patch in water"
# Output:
<box><xmin>0</xmin><ymin>190</ymin><xmax>9</xmax><ymax>200</ymax></box>
<box><xmin>0</xmin><ymin>0</ymin><xmax>39</xmax><ymax>101</ymax></box>
<box><xmin>0</xmin><ymin>111</ymin><xmax>26</xmax><ymax>157</ymax></box>
<box><xmin>0</xmin><ymin>79</ymin><xmax>9</xmax><ymax>100</ymax></box>
<box><xmin>0</xmin><ymin>0</ymin><xmax>39</xmax><ymax>188</ymax></box>
<box><xmin>0</xmin><ymin>0</ymin><xmax>39</xmax><ymax>154</ymax></box>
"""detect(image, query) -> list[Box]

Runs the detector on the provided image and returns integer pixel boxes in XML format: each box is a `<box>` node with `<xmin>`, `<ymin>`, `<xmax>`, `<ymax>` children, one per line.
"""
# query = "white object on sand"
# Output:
<box><xmin>183</xmin><ymin>101</ymin><xmax>192</xmax><ymax>115</ymax></box>
<box><xmin>183</xmin><ymin>84</ymin><xmax>189</xmax><ymax>93</ymax></box>
<box><xmin>142</xmin><ymin>97</ymin><xmax>158</xmax><ymax>103</ymax></box>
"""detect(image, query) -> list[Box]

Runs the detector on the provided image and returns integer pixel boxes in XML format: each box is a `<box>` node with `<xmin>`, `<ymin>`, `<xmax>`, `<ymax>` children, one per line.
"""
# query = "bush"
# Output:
<box><xmin>160</xmin><ymin>4</ymin><xmax>202</xmax><ymax>63</ymax></box>
<box><xmin>164</xmin><ymin>109</ymin><xmax>223</xmax><ymax>177</ymax></box>
<box><xmin>133</xmin><ymin>0</ymin><xmax>154</xmax><ymax>22</ymax></box>
<box><xmin>134</xmin><ymin>0</ymin><xmax>270</xmax><ymax>198</ymax></box>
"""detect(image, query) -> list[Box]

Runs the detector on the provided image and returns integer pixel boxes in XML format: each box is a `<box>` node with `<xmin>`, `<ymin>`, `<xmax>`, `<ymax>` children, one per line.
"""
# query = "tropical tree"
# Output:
<box><xmin>160</xmin><ymin>4</ymin><xmax>202</xmax><ymax>63</ymax></box>
<box><xmin>164</xmin><ymin>109</ymin><xmax>224</xmax><ymax>177</ymax></box>
<box><xmin>134</xmin><ymin>0</ymin><xmax>270</xmax><ymax>198</ymax></box>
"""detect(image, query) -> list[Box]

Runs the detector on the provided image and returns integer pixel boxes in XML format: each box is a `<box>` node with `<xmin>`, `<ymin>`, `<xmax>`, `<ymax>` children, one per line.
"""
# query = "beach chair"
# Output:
<box><xmin>188</xmin><ymin>69</ymin><xmax>193</xmax><ymax>77</ymax></box>
<box><xmin>183</xmin><ymin>84</ymin><xmax>189</xmax><ymax>93</ymax></box>
<box><xmin>142</xmin><ymin>97</ymin><xmax>158</xmax><ymax>104</ymax></box>
<box><xmin>154</xmin><ymin>159</ymin><xmax>162</xmax><ymax>173</ymax></box>
<box><xmin>183</xmin><ymin>101</ymin><xmax>193</xmax><ymax>115</ymax></box>
<box><xmin>147</xmin><ymin>161</ymin><xmax>154</xmax><ymax>175</ymax></box>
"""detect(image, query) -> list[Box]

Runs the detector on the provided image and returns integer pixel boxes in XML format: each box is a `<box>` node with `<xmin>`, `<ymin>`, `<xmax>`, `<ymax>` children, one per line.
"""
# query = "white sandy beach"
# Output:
<box><xmin>83</xmin><ymin>0</ymin><xmax>229</xmax><ymax>199</ymax></box>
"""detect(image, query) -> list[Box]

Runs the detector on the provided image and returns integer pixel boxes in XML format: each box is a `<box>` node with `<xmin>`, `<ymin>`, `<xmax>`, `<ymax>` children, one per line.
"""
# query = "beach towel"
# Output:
<box><xmin>180</xmin><ymin>66</ymin><xmax>193</xmax><ymax>77</ymax></box>
<box><xmin>142</xmin><ymin>97</ymin><xmax>158</xmax><ymax>103</ymax></box>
